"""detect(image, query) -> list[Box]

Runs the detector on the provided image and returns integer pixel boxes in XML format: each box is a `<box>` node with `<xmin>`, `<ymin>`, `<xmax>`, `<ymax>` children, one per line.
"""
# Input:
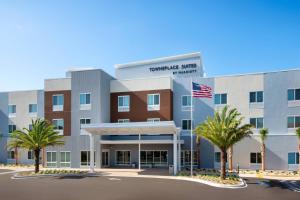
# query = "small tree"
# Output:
<box><xmin>9</xmin><ymin>119</ymin><xmax>64</xmax><ymax>173</ymax></box>
<box><xmin>7</xmin><ymin>139</ymin><xmax>21</xmax><ymax>165</ymax></box>
<box><xmin>296</xmin><ymin>128</ymin><xmax>300</xmax><ymax>173</ymax></box>
<box><xmin>195</xmin><ymin>106</ymin><xmax>253</xmax><ymax>180</ymax></box>
<box><xmin>259</xmin><ymin>128</ymin><xmax>268</xmax><ymax>171</ymax></box>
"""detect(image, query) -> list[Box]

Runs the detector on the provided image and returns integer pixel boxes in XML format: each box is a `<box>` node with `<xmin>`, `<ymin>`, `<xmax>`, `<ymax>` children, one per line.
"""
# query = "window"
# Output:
<box><xmin>182</xmin><ymin>95</ymin><xmax>192</xmax><ymax>107</ymax></box>
<box><xmin>250</xmin><ymin>117</ymin><xmax>264</xmax><ymax>129</ymax></box>
<box><xmin>118</xmin><ymin>95</ymin><xmax>130</xmax><ymax>112</ymax></box>
<box><xmin>80</xmin><ymin>151</ymin><xmax>95</xmax><ymax>166</ymax></box>
<box><xmin>53</xmin><ymin>119</ymin><xmax>64</xmax><ymax>135</ymax></box>
<box><xmin>7</xmin><ymin>151</ymin><xmax>15</xmax><ymax>159</ymax></box>
<box><xmin>214</xmin><ymin>152</ymin><xmax>227</xmax><ymax>163</ymax></box>
<box><xmin>60</xmin><ymin>151</ymin><xmax>71</xmax><ymax>167</ymax></box>
<box><xmin>288</xmin><ymin>89</ymin><xmax>300</xmax><ymax>101</ymax></box>
<box><xmin>8</xmin><ymin>124</ymin><xmax>16</xmax><ymax>133</ymax></box>
<box><xmin>8</xmin><ymin>105</ymin><xmax>16</xmax><ymax>116</ymax></box>
<box><xmin>147</xmin><ymin>118</ymin><xmax>160</xmax><ymax>123</ymax></box>
<box><xmin>46</xmin><ymin>152</ymin><xmax>57</xmax><ymax>167</ymax></box>
<box><xmin>181</xmin><ymin>151</ymin><xmax>199</xmax><ymax>166</ymax></box>
<box><xmin>214</xmin><ymin>93</ymin><xmax>227</xmax><ymax>105</ymax></box>
<box><xmin>182</xmin><ymin>119</ymin><xmax>192</xmax><ymax>130</ymax></box>
<box><xmin>53</xmin><ymin>95</ymin><xmax>64</xmax><ymax>111</ymax></box>
<box><xmin>28</xmin><ymin>151</ymin><xmax>34</xmax><ymax>160</ymax></box>
<box><xmin>249</xmin><ymin>91</ymin><xmax>263</xmax><ymax>103</ymax></box>
<box><xmin>118</xmin><ymin>119</ymin><xmax>130</xmax><ymax>123</ymax></box>
<box><xmin>29</xmin><ymin>124</ymin><xmax>33</xmax><ymax>131</ymax></box>
<box><xmin>80</xmin><ymin>118</ymin><xmax>91</xmax><ymax>129</ymax></box>
<box><xmin>80</xmin><ymin>93</ymin><xmax>91</xmax><ymax>110</ymax></box>
<box><xmin>288</xmin><ymin>152</ymin><xmax>299</xmax><ymax>164</ymax></box>
<box><xmin>140</xmin><ymin>151</ymin><xmax>168</xmax><ymax>166</ymax></box>
<box><xmin>29</xmin><ymin>104</ymin><xmax>37</xmax><ymax>113</ymax></box>
<box><xmin>116</xmin><ymin>151</ymin><xmax>131</xmax><ymax>165</ymax></box>
<box><xmin>147</xmin><ymin>94</ymin><xmax>160</xmax><ymax>111</ymax></box>
<box><xmin>287</xmin><ymin>116</ymin><xmax>300</xmax><ymax>128</ymax></box>
<box><xmin>250</xmin><ymin>152</ymin><xmax>262</xmax><ymax>164</ymax></box>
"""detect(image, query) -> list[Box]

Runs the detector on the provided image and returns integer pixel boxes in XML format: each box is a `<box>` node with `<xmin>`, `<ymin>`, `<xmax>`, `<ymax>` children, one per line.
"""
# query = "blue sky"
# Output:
<box><xmin>0</xmin><ymin>0</ymin><xmax>300</xmax><ymax>91</ymax></box>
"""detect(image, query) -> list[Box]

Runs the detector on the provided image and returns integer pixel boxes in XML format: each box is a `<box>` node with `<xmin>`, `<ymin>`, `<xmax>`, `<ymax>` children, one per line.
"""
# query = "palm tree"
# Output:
<box><xmin>9</xmin><ymin>119</ymin><xmax>64</xmax><ymax>173</ymax></box>
<box><xmin>194</xmin><ymin>106</ymin><xmax>253</xmax><ymax>180</ymax></box>
<box><xmin>7</xmin><ymin>139</ymin><xmax>21</xmax><ymax>165</ymax></box>
<box><xmin>228</xmin><ymin>146</ymin><xmax>233</xmax><ymax>171</ymax></box>
<box><xmin>296</xmin><ymin>128</ymin><xmax>300</xmax><ymax>173</ymax></box>
<box><xmin>259</xmin><ymin>128</ymin><xmax>268</xmax><ymax>171</ymax></box>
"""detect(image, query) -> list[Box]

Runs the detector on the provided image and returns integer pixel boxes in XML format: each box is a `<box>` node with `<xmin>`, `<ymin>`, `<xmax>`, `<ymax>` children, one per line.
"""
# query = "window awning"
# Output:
<box><xmin>82</xmin><ymin>121</ymin><xmax>180</xmax><ymax>135</ymax></box>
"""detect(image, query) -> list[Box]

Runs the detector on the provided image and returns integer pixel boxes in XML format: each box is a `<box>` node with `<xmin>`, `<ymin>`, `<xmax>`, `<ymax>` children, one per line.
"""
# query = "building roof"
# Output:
<box><xmin>82</xmin><ymin>121</ymin><xmax>180</xmax><ymax>135</ymax></box>
<box><xmin>115</xmin><ymin>52</ymin><xmax>201</xmax><ymax>69</ymax></box>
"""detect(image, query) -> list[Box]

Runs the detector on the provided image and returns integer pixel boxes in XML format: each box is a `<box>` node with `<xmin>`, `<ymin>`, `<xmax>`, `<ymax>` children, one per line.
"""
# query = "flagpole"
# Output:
<box><xmin>190</xmin><ymin>78</ymin><xmax>193</xmax><ymax>176</ymax></box>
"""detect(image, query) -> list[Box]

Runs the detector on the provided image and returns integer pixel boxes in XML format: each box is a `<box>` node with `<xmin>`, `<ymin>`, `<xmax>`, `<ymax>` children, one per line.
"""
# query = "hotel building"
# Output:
<box><xmin>0</xmin><ymin>52</ymin><xmax>299</xmax><ymax>174</ymax></box>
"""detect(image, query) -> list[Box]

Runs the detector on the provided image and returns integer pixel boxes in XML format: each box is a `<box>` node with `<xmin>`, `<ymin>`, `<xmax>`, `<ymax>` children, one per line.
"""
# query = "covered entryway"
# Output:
<box><xmin>82</xmin><ymin>121</ymin><xmax>182</xmax><ymax>175</ymax></box>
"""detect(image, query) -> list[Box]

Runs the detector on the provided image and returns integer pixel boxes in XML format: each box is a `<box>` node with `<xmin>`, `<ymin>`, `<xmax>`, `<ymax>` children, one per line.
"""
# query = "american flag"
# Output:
<box><xmin>192</xmin><ymin>82</ymin><xmax>212</xmax><ymax>98</ymax></box>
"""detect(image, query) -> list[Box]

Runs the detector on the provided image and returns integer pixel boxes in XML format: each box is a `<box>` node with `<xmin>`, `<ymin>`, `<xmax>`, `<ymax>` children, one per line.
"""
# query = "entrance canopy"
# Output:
<box><xmin>82</xmin><ymin>121</ymin><xmax>180</xmax><ymax>135</ymax></box>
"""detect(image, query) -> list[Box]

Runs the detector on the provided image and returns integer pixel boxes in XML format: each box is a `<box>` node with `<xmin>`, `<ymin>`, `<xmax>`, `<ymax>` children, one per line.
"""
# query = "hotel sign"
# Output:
<box><xmin>149</xmin><ymin>63</ymin><xmax>198</xmax><ymax>75</ymax></box>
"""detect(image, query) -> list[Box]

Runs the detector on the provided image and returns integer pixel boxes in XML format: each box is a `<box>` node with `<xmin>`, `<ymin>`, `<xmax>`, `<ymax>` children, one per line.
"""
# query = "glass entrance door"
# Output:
<box><xmin>102</xmin><ymin>150</ymin><xmax>109</xmax><ymax>167</ymax></box>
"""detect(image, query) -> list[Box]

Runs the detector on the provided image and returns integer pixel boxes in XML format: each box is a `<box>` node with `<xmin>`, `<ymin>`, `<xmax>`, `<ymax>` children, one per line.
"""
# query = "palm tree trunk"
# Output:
<box><xmin>34</xmin><ymin>149</ymin><xmax>40</xmax><ymax>173</ymax></box>
<box><xmin>42</xmin><ymin>147</ymin><xmax>45</xmax><ymax>167</ymax></box>
<box><xmin>220</xmin><ymin>149</ymin><xmax>227</xmax><ymax>180</ymax></box>
<box><xmin>197</xmin><ymin>139</ymin><xmax>201</xmax><ymax>168</ymax></box>
<box><xmin>261</xmin><ymin>143</ymin><xmax>266</xmax><ymax>171</ymax></box>
<box><xmin>228</xmin><ymin>146</ymin><xmax>233</xmax><ymax>171</ymax></box>
<box><xmin>15</xmin><ymin>147</ymin><xmax>18</xmax><ymax>165</ymax></box>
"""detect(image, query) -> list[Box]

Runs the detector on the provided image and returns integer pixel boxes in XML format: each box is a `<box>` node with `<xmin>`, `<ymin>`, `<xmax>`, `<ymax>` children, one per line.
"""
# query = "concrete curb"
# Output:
<box><xmin>12</xmin><ymin>172</ymin><xmax>247</xmax><ymax>189</ymax></box>
<box><xmin>95</xmin><ymin>173</ymin><xmax>247</xmax><ymax>189</ymax></box>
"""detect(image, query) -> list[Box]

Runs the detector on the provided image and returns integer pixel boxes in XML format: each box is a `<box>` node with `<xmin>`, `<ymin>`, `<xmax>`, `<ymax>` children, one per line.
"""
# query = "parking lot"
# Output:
<box><xmin>0</xmin><ymin>172</ymin><xmax>299</xmax><ymax>200</ymax></box>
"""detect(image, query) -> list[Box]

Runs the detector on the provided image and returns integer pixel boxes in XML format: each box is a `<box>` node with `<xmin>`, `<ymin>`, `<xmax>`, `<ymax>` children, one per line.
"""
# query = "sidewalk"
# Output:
<box><xmin>239</xmin><ymin>173</ymin><xmax>300</xmax><ymax>181</ymax></box>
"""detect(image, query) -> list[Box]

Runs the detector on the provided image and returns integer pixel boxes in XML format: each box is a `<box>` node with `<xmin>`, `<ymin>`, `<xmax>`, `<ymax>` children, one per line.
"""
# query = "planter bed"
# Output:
<box><xmin>177</xmin><ymin>169</ymin><xmax>242</xmax><ymax>186</ymax></box>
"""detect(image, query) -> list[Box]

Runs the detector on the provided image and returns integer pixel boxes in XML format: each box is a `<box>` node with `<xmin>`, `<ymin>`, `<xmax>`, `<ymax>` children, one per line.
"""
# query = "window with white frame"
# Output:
<box><xmin>287</xmin><ymin>116</ymin><xmax>300</xmax><ymax>128</ymax></box>
<box><xmin>46</xmin><ymin>151</ymin><xmax>57</xmax><ymax>167</ymax></box>
<box><xmin>214</xmin><ymin>152</ymin><xmax>227</xmax><ymax>163</ymax></box>
<box><xmin>80</xmin><ymin>93</ymin><xmax>91</xmax><ymax>110</ymax></box>
<box><xmin>80</xmin><ymin>151</ymin><xmax>95</xmax><ymax>166</ymax></box>
<box><xmin>118</xmin><ymin>119</ymin><xmax>130</xmax><ymax>123</ymax></box>
<box><xmin>249</xmin><ymin>91</ymin><xmax>263</xmax><ymax>103</ymax></box>
<box><xmin>28</xmin><ymin>151</ymin><xmax>34</xmax><ymax>160</ymax></box>
<box><xmin>118</xmin><ymin>95</ymin><xmax>130</xmax><ymax>112</ymax></box>
<box><xmin>8</xmin><ymin>105</ymin><xmax>16</xmax><ymax>117</ymax></box>
<box><xmin>182</xmin><ymin>119</ymin><xmax>192</xmax><ymax>130</ymax></box>
<box><xmin>140</xmin><ymin>151</ymin><xmax>168</xmax><ymax>166</ymax></box>
<box><xmin>250</xmin><ymin>117</ymin><xmax>264</xmax><ymax>129</ymax></box>
<box><xmin>53</xmin><ymin>119</ymin><xmax>64</xmax><ymax>135</ymax></box>
<box><xmin>116</xmin><ymin>151</ymin><xmax>131</xmax><ymax>165</ymax></box>
<box><xmin>80</xmin><ymin>118</ymin><xmax>91</xmax><ymax>129</ymax></box>
<box><xmin>288</xmin><ymin>89</ymin><xmax>300</xmax><ymax>101</ymax></box>
<box><xmin>8</xmin><ymin>124</ymin><xmax>16</xmax><ymax>133</ymax></box>
<box><xmin>29</xmin><ymin>104</ymin><xmax>37</xmax><ymax>113</ymax></box>
<box><xmin>288</xmin><ymin>152</ymin><xmax>299</xmax><ymax>164</ymax></box>
<box><xmin>181</xmin><ymin>150</ymin><xmax>199</xmax><ymax>166</ymax></box>
<box><xmin>147</xmin><ymin>118</ymin><xmax>160</xmax><ymax>123</ymax></box>
<box><xmin>182</xmin><ymin>95</ymin><xmax>192</xmax><ymax>110</ymax></box>
<box><xmin>214</xmin><ymin>93</ymin><xmax>227</xmax><ymax>105</ymax></box>
<box><xmin>53</xmin><ymin>94</ymin><xmax>64</xmax><ymax>111</ymax></box>
<box><xmin>147</xmin><ymin>94</ymin><xmax>160</xmax><ymax>111</ymax></box>
<box><xmin>60</xmin><ymin>151</ymin><xmax>71</xmax><ymax>167</ymax></box>
<box><xmin>7</xmin><ymin>151</ymin><xmax>15</xmax><ymax>159</ymax></box>
<box><xmin>250</xmin><ymin>152</ymin><xmax>262</xmax><ymax>164</ymax></box>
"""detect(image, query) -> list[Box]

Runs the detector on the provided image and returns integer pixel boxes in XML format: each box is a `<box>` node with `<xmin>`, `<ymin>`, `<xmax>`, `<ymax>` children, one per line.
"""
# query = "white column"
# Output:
<box><xmin>173</xmin><ymin>132</ymin><xmax>178</xmax><ymax>175</ymax></box>
<box><xmin>138</xmin><ymin>134</ymin><xmax>141</xmax><ymax>170</ymax></box>
<box><xmin>99</xmin><ymin>136</ymin><xmax>102</xmax><ymax>169</ymax></box>
<box><xmin>89</xmin><ymin>133</ymin><xmax>95</xmax><ymax>173</ymax></box>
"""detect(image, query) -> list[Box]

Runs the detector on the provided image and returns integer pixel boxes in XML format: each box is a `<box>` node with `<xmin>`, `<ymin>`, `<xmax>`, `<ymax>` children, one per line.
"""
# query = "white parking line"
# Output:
<box><xmin>281</xmin><ymin>181</ymin><xmax>300</xmax><ymax>192</ymax></box>
<box><xmin>108</xmin><ymin>177</ymin><xmax>121</xmax><ymax>181</ymax></box>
